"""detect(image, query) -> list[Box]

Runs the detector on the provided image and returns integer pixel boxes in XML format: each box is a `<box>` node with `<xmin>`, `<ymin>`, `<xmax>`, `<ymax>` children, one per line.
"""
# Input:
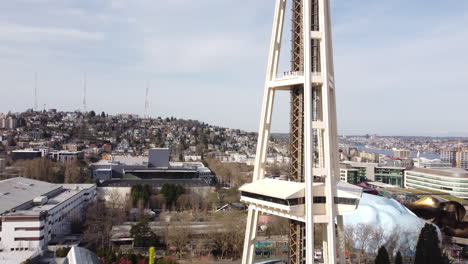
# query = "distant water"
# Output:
<box><xmin>355</xmin><ymin>145</ymin><xmax>440</xmax><ymax>159</ymax></box>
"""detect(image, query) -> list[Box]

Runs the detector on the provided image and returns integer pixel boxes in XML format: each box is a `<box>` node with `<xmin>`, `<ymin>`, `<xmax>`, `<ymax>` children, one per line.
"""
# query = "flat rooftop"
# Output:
<box><xmin>376</xmin><ymin>166</ymin><xmax>406</xmax><ymax>170</ymax></box>
<box><xmin>0</xmin><ymin>177</ymin><xmax>95</xmax><ymax>216</ymax></box>
<box><xmin>93</xmin><ymin>157</ymin><xmax>204</xmax><ymax>169</ymax></box>
<box><xmin>410</xmin><ymin>167</ymin><xmax>468</xmax><ymax>178</ymax></box>
<box><xmin>0</xmin><ymin>177</ymin><xmax>61</xmax><ymax>215</ymax></box>
<box><xmin>7</xmin><ymin>184</ymin><xmax>95</xmax><ymax>217</ymax></box>
<box><xmin>99</xmin><ymin>178</ymin><xmax>211</xmax><ymax>187</ymax></box>
<box><xmin>0</xmin><ymin>251</ymin><xmax>38</xmax><ymax>264</ymax></box>
<box><xmin>11</xmin><ymin>149</ymin><xmax>41</xmax><ymax>153</ymax></box>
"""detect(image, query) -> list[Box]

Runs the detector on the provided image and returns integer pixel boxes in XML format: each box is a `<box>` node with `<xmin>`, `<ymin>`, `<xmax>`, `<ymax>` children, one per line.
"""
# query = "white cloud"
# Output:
<box><xmin>0</xmin><ymin>22</ymin><xmax>104</xmax><ymax>42</ymax></box>
<box><xmin>142</xmin><ymin>33</ymin><xmax>264</xmax><ymax>73</ymax></box>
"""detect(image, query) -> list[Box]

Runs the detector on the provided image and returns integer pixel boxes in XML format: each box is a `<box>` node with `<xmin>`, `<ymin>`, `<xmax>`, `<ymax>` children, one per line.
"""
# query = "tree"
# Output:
<box><xmin>131</xmin><ymin>184</ymin><xmax>151</xmax><ymax>207</ymax></box>
<box><xmin>176</xmin><ymin>194</ymin><xmax>191</xmax><ymax>211</ymax></box>
<box><xmin>17</xmin><ymin>158</ymin><xmax>64</xmax><ymax>183</ymax></box>
<box><xmin>212</xmin><ymin>214</ymin><xmax>245</xmax><ymax>259</ymax></box>
<box><xmin>165</xmin><ymin>224</ymin><xmax>190</xmax><ymax>258</ymax></box>
<box><xmin>414</xmin><ymin>223</ymin><xmax>442</xmax><ymax>264</ymax></box>
<box><xmin>354</xmin><ymin>223</ymin><xmax>374</xmax><ymax>263</ymax></box>
<box><xmin>394</xmin><ymin>251</ymin><xmax>403</xmax><ymax>264</ymax></box>
<box><xmin>130</xmin><ymin>218</ymin><xmax>158</xmax><ymax>247</ymax></box>
<box><xmin>89</xmin><ymin>110</ymin><xmax>96</xmax><ymax>117</ymax></box>
<box><xmin>83</xmin><ymin>201</ymin><xmax>125</xmax><ymax>252</ymax></box>
<box><xmin>267</xmin><ymin>216</ymin><xmax>289</xmax><ymax>236</ymax></box>
<box><xmin>55</xmin><ymin>247</ymin><xmax>71</xmax><ymax>257</ymax></box>
<box><xmin>371</xmin><ymin>225</ymin><xmax>386</xmax><ymax>254</ymax></box>
<box><xmin>188</xmin><ymin>192</ymin><xmax>201</xmax><ymax>212</ymax></box>
<box><xmin>101</xmin><ymin>111</ymin><xmax>106</xmax><ymax>118</ymax></box>
<box><xmin>375</xmin><ymin>246</ymin><xmax>390</xmax><ymax>264</ymax></box>
<box><xmin>382</xmin><ymin>226</ymin><xmax>402</xmax><ymax>261</ymax></box>
<box><xmin>160</xmin><ymin>184</ymin><xmax>184</xmax><ymax>208</ymax></box>
<box><xmin>344</xmin><ymin>225</ymin><xmax>356</xmax><ymax>263</ymax></box>
<box><xmin>150</xmin><ymin>194</ymin><xmax>166</xmax><ymax>211</ymax></box>
<box><xmin>64</xmin><ymin>160</ymin><xmax>83</xmax><ymax>183</ymax></box>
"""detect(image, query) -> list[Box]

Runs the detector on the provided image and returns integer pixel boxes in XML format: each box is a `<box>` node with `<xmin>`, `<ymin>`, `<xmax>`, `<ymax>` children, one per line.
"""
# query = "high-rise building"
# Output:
<box><xmin>0</xmin><ymin>117</ymin><xmax>17</xmax><ymax>130</ymax></box>
<box><xmin>239</xmin><ymin>1</ymin><xmax>362</xmax><ymax>263</ymax></box>
<box><xmin>441</xmin><ymin>148</ymin><xmax>468</xmax><ymax>169</ymax></box>
<box><xmin>393</xmin><ymin>149</ymin><xmax>411</xmax><ymax>159</ymax></box>
<box><xmin>440</xmin><ymin>149</ymin><xmax>457</xmax><ymax>167</ymax></box>
<box><xmin>461</xmin><ymin>151</ymin><xmax>468</xmax><ymax>169</ymax></box>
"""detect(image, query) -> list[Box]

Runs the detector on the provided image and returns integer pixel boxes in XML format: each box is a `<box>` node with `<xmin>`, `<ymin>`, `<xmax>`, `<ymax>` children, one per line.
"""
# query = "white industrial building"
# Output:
<box><xmin>0</xmin><ymin>177</ymin><xmax>96</xmax><ymax>256</ymax></box>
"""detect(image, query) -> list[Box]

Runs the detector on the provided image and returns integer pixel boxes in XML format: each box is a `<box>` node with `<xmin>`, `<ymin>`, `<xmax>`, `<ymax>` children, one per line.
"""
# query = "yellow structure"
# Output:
<box><xmin>149</xmin><ymin>247</ymin><xmax>155</xmax><ymax>264</ymax></box>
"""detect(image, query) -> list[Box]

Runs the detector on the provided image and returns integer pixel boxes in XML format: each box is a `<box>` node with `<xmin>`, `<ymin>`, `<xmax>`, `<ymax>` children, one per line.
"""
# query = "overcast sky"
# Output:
<box><xmin>0</xmin><ymin>0</ymin><xmax>467</xmax><ymax>136</ymax></box>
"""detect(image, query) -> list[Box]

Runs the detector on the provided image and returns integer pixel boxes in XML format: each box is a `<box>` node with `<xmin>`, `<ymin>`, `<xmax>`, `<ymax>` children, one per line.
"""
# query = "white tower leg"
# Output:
<box><xmin>241</xmin><ymin>1</ymin><xmax>286</xmax><ymax>263</ymax></box>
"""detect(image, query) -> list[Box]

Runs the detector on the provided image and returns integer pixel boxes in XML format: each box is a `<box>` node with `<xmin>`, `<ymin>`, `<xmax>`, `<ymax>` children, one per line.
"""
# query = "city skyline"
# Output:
<box><xmin>0</xmin><ymin>0</ymin><xmax>468</xmax><ymax>136</ymax></box>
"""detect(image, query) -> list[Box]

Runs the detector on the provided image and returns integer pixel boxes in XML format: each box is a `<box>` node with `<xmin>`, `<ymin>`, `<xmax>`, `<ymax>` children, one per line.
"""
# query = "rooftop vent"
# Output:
<box><xmin>33</xmin><ymin>196</ymin><xmax>48</xmax><ymax>205</ymax></box>
<box><xmin>0</xmin><ymin>192</ymin><xmax>10</xmax><ymax>196</ymax></box>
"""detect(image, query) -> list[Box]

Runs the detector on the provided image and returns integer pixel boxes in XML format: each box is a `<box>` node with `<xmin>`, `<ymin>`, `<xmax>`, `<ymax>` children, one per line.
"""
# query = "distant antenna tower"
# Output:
<box><xmin>144</xmin><ymin>82</ymin><xmax>150</xmax><ymax>118</ymax></box>
<box><xmin>83</xmin><ymin>73</ymin><xmax>87</xmax><ymax>112</ymax></box>
<box><xmin>34</xmin><ymin>72</ymin><xmax>38</xmax><ymax>111</ymax></box>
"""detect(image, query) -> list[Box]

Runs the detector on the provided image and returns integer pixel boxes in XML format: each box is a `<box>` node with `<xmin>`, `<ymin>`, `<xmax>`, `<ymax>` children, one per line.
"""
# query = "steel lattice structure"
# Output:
<box><xmin>240</xmin><ymin>1</ymin><xmax>361</xmax><ymax>263</ymax></box>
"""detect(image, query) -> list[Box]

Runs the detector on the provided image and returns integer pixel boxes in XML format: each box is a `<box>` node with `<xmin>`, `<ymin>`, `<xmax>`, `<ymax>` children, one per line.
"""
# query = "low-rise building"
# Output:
<box><xmin>414</xmin><ymin>158</ymin><xmax>452</xmax><ymax>169</ymax></box>
<box><xmin>11</xmin><ymin>149</ymin><xmax>83</xmax><ymax>163</ymax></box>
<box><xmin>341</xmin><ymin>161</ymin><xmax>378</xmax><ymax>181</ymax></box>
<box><xmin>0</xmin><ymin>177</ymin><xmax>96</xmax><ymax>253</ymax></box>
<box><xmin>90</xmin><ymin>148</ymin><xmax>216</xmax><ymax>185</ymax></box>
<box><xmin>374</xmin><ymin>167</ymin><xmax>406</xmax><ymax>187</ymax></box>
<box><xmin>49</xmin><ymin>150</ymin><xmax>84</xmax><ymax>163</ymax></box>
<box><xmin>11</xmin><ymin>149</ymin><xmax>42</xmax><ymax>161</ymax></box>
<box><xmin>339</xmin><ymin>164</ymin><xmax>364</xmax><ymax>184</ymax></box>
<box><xmin>405</xmin><ymin>168</ymin><xmax>468</xmax><ymax>199</ymax></box>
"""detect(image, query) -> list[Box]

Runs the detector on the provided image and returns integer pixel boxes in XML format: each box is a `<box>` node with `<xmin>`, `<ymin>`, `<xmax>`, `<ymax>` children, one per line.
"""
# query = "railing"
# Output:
<box><xmin>276</xmin><ymin>71</ymin><xmax>304</xmax><ymax>80</ymax></box>
<box><xmin>275</xmin><ymin>71</ymin><xmax>323</xmax><ymax>81</ymax></box>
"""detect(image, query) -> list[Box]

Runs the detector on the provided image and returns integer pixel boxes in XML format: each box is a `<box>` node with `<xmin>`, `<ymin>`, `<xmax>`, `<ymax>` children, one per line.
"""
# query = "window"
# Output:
<box><xmin>241</xmin><ymin>191</ymin><xmax>289</xmax><ymax>205</ymax></box>
<box><xmin>15</xmin><ymin>226</ymin><xmax>44</xmax><ymax>231</ymax></box>
<box><xmin>242</xmin><ymin>192</ymin><xmax>357</xmax><ymax>206</ymax></box>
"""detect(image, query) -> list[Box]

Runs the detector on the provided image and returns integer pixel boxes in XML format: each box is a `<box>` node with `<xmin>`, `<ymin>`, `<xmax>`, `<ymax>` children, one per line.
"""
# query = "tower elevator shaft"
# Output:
<box><xmin>289</xmin><ymin>0</ymin><xmax>321</xmax><ymax>263</ymax></box>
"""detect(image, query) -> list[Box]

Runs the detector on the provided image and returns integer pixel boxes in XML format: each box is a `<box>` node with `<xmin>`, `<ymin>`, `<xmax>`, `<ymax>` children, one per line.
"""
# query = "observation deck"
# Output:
<box><xmin>240</xmin><ymin>178</ymin><xmax>362</xmax><ymax>223</ymax></box>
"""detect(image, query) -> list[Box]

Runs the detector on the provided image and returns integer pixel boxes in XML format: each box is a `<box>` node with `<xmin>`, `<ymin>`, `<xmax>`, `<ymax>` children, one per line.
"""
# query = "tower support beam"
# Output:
<box><xmin>302</xmin><ymin>0</ymin><xmax>315</xmax><ymax>262</ymax></box>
